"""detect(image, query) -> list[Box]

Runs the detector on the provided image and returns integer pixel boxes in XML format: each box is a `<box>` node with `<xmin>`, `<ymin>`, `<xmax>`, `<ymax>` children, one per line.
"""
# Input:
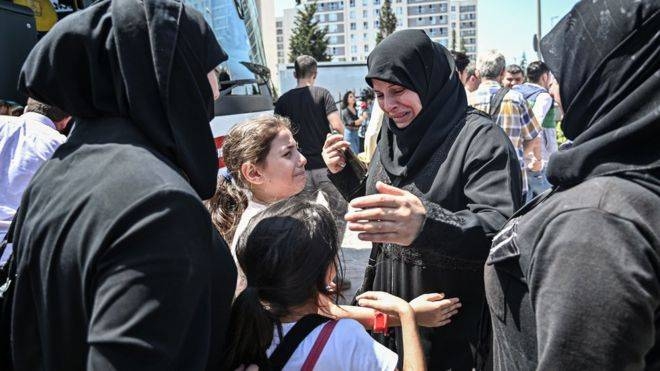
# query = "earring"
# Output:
<box><xmin>325</xmin><ymin>284</ymin><xmax>334</xmax><ymax>293</ymax></box>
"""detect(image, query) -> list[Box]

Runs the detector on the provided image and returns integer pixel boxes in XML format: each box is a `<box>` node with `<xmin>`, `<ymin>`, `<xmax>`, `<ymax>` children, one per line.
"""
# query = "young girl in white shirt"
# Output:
<box><xmin>223</xmin><ymin>199</ymin><xmax>425</xmax><ymax>370</ymax></box>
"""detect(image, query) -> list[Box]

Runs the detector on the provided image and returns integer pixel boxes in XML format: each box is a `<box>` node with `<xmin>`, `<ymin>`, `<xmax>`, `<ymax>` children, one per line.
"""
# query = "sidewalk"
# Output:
<box><xmin>339</xmin><ymin>223</ymin><xmax>371</xmax><ymax>303</ymax></box>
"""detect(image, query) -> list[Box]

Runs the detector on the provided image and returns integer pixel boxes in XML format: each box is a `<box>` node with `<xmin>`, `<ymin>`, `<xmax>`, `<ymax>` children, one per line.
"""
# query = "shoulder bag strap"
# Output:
<box><xmin>301</xmin><ymin>320</ymin><xmax>338</xmax><ymax>371</ymax></box>
<box><xmin>489</xmin><ymin>87</ymin><xmax>510</xmax><ymax>118</ymax></box>
<box><xmin>269</xmin><ymin>314</ymin><xmax>330</xmax><ymax>371</ymax></box>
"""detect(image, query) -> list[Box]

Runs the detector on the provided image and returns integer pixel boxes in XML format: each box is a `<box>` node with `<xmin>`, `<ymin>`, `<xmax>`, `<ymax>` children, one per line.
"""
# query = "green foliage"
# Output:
<box><xmin>376</xmin><ymin>0</ymin><xmax>397</xmax><ymax>44</ymax></box>
<box><xmin>520</xmin><ymin>52</ymin><xmax>528</xmax><ymax>74</ymax></box>
<box><xmin>459</xmin><ymin>36</ymin><xmax>467</xmax><ymax>53</ymax></box>
<box><xmin>451</xmin><ymin>29</ymin><xmax>457</xmax><ymax>51</ymax></box>
<box><xmin>288</xmin><ymin>2</ymin><xmax>330</xmax><ymax>62</ymax></box>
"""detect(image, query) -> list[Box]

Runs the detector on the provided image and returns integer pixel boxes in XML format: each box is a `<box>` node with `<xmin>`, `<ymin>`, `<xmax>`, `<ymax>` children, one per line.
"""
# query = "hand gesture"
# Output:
<box><xmin>345</xmin><ymin>181</ymin><xmax>426</xmax><ymax>246</ymax></box>
<box><xmin>322</xmin><ymin>133</ymin><xmax>350</xmax><ymax>174</ymax></box>
<box><xmin>409</xmin><ymin>293</ymin><xmax>461</xmax><ymax>327</ymax></box>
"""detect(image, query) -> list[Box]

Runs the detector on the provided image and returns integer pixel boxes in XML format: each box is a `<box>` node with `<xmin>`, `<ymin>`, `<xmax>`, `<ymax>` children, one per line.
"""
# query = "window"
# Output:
<box><xmin>373</xmin><ymin>0</ymin><xmax>380</xmax><ymax>4</ymax></box>
<box><xmin>363</xmin><ymin>21</ymin><xmax>369</xmax><ymax>29</ymax></box>
<box><xmin>351</xmin><ymin>56</ymin><xmax>357</xmax><ymax>61</ymax></box>
<box><xmin>350</xmin><ymin>0</ymin><xmax>355</xmax><ymax>6</ymax></box>
<box><xmin>364</xmin><ymin>44</ymin><xmax>369</xmax><ymax>52</ymax></box>
<box><xmin>350</xmin><ymin>10</ymin><xmax>355</xmax><ymax>19</ymax></box>
<box><xmin>375</xmin><ymin>9</ymin><xmax>380</xmax><ymax>16</ymax></box>
<box><xmin>329</xmin><ymin>12</ymin><xmax>337</xmax><ymax>22</ymax></box>
<box><xmin>374</xmin><ymin>20</ymin><xmax>379</xmax><ymax>28</ymax></box>
<box><xmin>351</xmin><ymin>45</ymin><xmax>357</xmax><ymax>53</ymax></box>
<box><xmin>350</xmin><ymin>22</ymin><xmax>356</xmax><ymax>30</ymax></box>
<box><xmin>363</xmin><ymin>9</ymin><xmax>368</xmax><ymax>18</ymax></box>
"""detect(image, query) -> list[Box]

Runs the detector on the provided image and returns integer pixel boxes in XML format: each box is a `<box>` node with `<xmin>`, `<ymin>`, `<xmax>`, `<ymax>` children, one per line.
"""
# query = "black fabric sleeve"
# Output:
<box><xmin>86</xmin><ymin>190</ymin><xmax>235</xmax><ymax>370</ymax></box>
<box><xmin>413</xmin><ymin>123</ymin><xmax>522</xmax><ymax>261</ymax></box>
<box><xmin>323</xmin><ymin>89</ymin><xmax>338</xmax><ymax>115</ymax></box>
<box><xmin>530</xmin><ymin>210</ymin><xmax>659</xmax><ymax>370</ymax></box>
<box><xmin>274</xmin><ymin>98</ymin><xmax>286</xmax><ymax>116</ymax></box>
<box><xmin>327</xmin><ymin>166</ymin><xmax>367</xmax><ymax>201</ymax></box>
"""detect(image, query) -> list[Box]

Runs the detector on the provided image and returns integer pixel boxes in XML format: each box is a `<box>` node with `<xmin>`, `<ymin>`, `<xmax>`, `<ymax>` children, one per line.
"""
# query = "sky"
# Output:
<box><xmin>274</xmin><ymin>0</ymin><xmax>580</xmax><ymax>65</ymax></box>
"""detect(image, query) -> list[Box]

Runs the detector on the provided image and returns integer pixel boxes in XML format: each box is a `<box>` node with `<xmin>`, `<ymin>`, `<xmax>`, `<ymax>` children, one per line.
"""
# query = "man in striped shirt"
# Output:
<box><xmin>468</xmin><ymin>51</ymin><xmax>542</xmax><ymax>200</ymax></box>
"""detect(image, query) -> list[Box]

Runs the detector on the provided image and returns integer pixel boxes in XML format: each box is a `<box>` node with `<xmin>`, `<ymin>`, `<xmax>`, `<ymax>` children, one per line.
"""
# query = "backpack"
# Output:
<box><xmin>488</xmin><ymin>87</ymin><xmax>510</xmax><ymax>118</ymax></box>
<box><xmin>267</xmin><ymin>314</ymin><xmax>337</xmax><ymax>371</ymax></box>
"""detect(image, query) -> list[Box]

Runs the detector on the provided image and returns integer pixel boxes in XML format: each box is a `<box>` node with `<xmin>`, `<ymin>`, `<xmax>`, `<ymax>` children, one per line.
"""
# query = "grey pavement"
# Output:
<box><xmin>338</xmin><ymin>216</ymin><xmax>372</xmax><ymax>304</ymax></box>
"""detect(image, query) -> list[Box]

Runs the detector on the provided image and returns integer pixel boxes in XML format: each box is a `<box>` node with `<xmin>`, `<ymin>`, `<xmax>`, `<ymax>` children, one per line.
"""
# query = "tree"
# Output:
<box><xmin>458</xmin><ymin>36</ymin><xmax>467</xmax><ymax>53</ymax></box>
<box><xmin>375</xmin><ymin>0</ymin><xmax>397</xmax><ymax>44</ymax></box>
<box><xmin>288</xmin><ymin>2</ymin><xmax>330</xmax><ymax>62</ymax></box>
<box><xmin>451</xmin><ymin>29</ymin><xmax>457</xmax><ymax>51</ymax></box>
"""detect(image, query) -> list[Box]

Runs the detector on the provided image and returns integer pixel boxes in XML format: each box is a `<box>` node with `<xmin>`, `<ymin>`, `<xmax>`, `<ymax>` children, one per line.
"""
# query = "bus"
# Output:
<box><xmin>0</xmin><ymin>0</ymin><xmax>275</xmax><ymax>168</ymax></box>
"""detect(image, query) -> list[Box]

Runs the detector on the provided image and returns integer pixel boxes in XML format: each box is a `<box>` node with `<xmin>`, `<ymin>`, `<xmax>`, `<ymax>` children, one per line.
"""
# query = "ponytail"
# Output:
<box><xmin>205</xmin><ymin>176</ymin><xmax>248</xmax><ymax>243</ymax></box>
<box><xmin>222</xmin><ymin>287</ymin><xmax>275</xmax><ymax>370</ymax></box>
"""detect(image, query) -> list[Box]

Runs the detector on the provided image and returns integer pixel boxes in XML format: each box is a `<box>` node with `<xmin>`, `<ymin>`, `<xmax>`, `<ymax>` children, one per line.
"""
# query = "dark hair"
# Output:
<box><xmin>505</xmin><ymin>64</ymin><xmax>524</xmax><ymax>76</ymax></box>
<box><xmin>204</xmin><ymin>115</ymin><xmax>291</xmax><ymax>242</ymax></box>
<box><xmin>293</xmin><ymin>55</ymin><xmax>317</xmax><ymax>79</ymax></box>
<box><xmin>222</xmin><ymin>198</ymin><xmax>343</xmax><ymax>369</ymax></box>
<box><xmin>341</xmin><ymin>90</ymin><xmax>355</xmax><ymax>110</ymax></box>
<box><xmin>526</xmin><ymin>61</ymin><xmax>550</xmax><ymax>83</ymax></box>
<box><xmin>451</xmin><ymin>50</ymin><xmax>470</xmax><ymax>73</ymax></box>
<box><xmin>24</xmin><ymin>98</ymin><xmax>68</xmax><ymax>122</ymax></box>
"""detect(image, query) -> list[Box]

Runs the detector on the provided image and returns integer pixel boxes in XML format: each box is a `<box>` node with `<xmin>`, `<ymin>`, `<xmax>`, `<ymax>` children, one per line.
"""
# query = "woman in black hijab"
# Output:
<box><xmin>8</xmin><ymin>0</ymin><xmax>236</xmax><ymax>370</ymax></box>
<box><xmin>322</xmin><ymin>30</ymin><xmax>522</xmax><ymax>370</ymax></box>
<box><xmin>484</xmin><ymin>1</ymin><xmax>660</xmax><ymax>370</ymax></box>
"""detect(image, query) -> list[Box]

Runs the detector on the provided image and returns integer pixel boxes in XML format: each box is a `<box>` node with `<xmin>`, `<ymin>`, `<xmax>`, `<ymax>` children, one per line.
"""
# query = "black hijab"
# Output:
<box><xmin>365</xmin><ymin>30</ymin><xmax>467</xmax><ymax>179</ymax></box>
<box><xmin>541</xmin><ymin>0</ymin><xmax>659</xmax><ymax>188</ymax></box>
<box><xmin>18</xmin><ymin>0</ymin><xmax>227</xmax><ymax>199</ymax></box>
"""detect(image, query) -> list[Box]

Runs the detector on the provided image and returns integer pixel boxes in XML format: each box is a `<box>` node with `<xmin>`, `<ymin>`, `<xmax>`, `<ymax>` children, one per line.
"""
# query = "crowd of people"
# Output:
<box><xmin>0</xmin><ymin>0</ymin><xmax>658</xmax><ymax>370</ymax></box>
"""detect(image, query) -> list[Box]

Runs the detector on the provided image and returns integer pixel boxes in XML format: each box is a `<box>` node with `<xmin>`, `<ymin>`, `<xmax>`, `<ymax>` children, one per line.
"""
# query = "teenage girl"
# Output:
<box><xmin>205</xmin><ymin>114</ymin><xmax>460</xmax><ymax>327</ymax></box>
<box><xmin>223</xmin><ymin>199</ymin><xmax>425</xmax><ymax>370</ymax></box>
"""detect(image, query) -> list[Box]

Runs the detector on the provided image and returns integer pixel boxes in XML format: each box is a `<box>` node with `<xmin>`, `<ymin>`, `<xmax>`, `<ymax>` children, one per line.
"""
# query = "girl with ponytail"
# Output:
<box><xmin>223</xmin><ymin>199</ymin><xmax>426</xmax><ymax>370</ymax></box>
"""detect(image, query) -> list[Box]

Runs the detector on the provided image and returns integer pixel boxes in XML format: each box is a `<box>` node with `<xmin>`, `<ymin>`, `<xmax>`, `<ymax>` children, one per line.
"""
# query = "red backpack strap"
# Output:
<box><xmin>301</xmin><ymin>320</ymin><xmax>338</xmax><ymax>371</ymax></box>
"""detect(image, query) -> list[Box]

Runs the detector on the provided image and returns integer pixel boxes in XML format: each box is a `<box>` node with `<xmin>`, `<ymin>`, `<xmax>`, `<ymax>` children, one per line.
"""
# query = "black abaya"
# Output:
<box><xmin>9</xmin><ymin>1</ymin><xmax>236</xmax><ymax>370</ymax></box>
<box><xmin>330</xmin><ymin>30</ymin><xmax>521</xmax><ymax>369</ymax></box>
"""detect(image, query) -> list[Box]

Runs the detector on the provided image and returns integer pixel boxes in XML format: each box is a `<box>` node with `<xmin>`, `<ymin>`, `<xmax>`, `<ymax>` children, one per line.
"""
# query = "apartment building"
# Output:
<box><xmin>278</xmin><ymin>0</ymin><xmax>478</xmax><ymax>64</ymax></box>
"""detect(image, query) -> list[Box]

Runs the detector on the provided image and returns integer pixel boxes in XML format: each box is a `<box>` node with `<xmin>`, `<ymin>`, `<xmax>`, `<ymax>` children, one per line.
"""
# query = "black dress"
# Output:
<box><xmin>9</xmin><ymin>0</ymin><xmax>236</xmax><ymax>369</ymax></box>
<box><xmin>330</xmin><ymin>108</ymin><xmax>522</xmax><ymax>370</ymax></box>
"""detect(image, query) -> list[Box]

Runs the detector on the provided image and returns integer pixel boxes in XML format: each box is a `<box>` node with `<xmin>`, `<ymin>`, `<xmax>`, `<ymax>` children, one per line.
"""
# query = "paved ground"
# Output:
<box><xmin>338</xmin><ymin>213</ymin><xmax>372</xmax><ymax>304</ymax></box>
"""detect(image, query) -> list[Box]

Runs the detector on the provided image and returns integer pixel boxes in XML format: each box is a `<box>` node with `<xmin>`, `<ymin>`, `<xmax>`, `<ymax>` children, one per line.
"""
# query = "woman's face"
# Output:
<box><xmin>347</xmin><ymin>93</ymin><xmax>356</xmax><ymax>106</ymax></box>
<box><xmin>372</xmin><ymin>79</ymin><xmax>422</xmax><ymax>129</ymax></box>
<box><xmin>255</xmin><ymin>128</ymin><xmax>307</xmax><ymax>202</ymax></box>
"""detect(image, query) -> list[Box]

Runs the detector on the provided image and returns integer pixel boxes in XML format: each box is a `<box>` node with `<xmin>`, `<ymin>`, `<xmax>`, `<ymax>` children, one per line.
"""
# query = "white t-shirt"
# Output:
<box><xmin>266</xmin><ymin>318</ymin><xmax>398</xmax><ymax>371</ymax></box>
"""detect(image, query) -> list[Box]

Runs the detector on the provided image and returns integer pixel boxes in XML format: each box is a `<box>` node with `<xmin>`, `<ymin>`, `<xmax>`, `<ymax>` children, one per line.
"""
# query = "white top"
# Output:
<box><xmin>266</xmin><ymin>318</ymin><xmax>398</xmax><ymax>371</ymax></box>
<box><xmin>527</xmin><ymin>82</ymin><xmax>554</xmax><ymax>124</ymax></box>
<box><xmin>0</xmin><ymin>113</ymin><xmax>66</xmax><ymax>241</ymax></box>
<box><xmin>231</xmin><ymin>199</ymin><xmax>267</xmax><ymax>295</ymax></box>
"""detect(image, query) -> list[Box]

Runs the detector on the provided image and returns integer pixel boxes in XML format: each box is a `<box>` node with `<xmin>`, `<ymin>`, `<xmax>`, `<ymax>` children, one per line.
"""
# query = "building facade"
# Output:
<box><xmin>277</xmin><ymin>0</ymin><xmax>478</xmax><ymax>64</ymax></box>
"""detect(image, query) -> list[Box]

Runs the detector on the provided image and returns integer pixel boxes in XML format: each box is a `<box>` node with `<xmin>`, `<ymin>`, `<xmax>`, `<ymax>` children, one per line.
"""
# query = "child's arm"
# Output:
<box><xmin>318</xmin><ymin>293</ymin><xmax>460</xmax><ymax>329</ymax></box>
<box><xmin>356</xmin><ymin>291</ymin><xmax>426</xmax><ymax>371</ymax></box>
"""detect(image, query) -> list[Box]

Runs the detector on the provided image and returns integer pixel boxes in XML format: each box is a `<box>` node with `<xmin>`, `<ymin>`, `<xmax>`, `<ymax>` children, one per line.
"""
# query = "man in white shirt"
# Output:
<box><xmin>513</xmin><ymin>61</ymin><xmax>556</xmax><ymax>201</ymax></box>
<box><xmin>0</xmin><ymin>98</ymin><xmax>70</xmax><ymax>247</ymax></box>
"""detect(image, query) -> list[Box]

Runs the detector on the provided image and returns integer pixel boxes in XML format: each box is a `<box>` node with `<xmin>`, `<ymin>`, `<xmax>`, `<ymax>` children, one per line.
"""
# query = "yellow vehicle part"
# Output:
<box><xmin>13</xmin><ymin>0</ymin><xmax>58</xmax><ymax>32</ymax></box>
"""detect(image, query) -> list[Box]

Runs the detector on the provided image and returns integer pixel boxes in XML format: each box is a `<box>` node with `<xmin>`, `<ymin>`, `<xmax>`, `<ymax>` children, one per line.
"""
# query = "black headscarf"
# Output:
<box><xmin>18</xmin><ymin>0</ymin><xmax>227</xmax><ymax>199</ymax></box>
<box><xmin>541</xmin><ymin>0</ymin><xmax>659</xmax><ymax>188</ymax></box>
<box><xmin>365</xmin><ymin>30</ymin><xmax>467</xmax><ymax>179</ymax></box>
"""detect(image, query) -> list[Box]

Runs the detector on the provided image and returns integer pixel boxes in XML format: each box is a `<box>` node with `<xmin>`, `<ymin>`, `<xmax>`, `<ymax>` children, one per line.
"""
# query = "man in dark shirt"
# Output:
<box><xmin>274</xmin><ymin>56</ymin><xmax>349</xmax><ymax>251</ymax></box>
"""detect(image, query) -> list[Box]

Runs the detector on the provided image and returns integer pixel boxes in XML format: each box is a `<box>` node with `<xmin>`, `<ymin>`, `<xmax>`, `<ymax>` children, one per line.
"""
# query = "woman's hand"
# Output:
<box><xmin>409</xmin><ymin>293</ymin><xmax>461</xmax><ymax>327</ymax></box>
<box><xmin>345</xmin><ymin>181</ymin><xmax>426</xmax><ymax>246</ymax></box>
<box><xmin>356</xmin><ymin>291</ymin><xmax>413</xmax><ymax>318</ymax></box>
<box><xmin>322</xmin><ymin>133</ymin><xmax>351</xmax><ymax>173</ymax></box>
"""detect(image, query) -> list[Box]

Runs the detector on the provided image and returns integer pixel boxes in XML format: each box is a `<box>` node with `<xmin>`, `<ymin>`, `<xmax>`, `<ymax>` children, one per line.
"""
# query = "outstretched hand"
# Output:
<box><xmin>409</xmin><ymin>293</ymin><xmax>461</xmax><ymax>327</ymax></box>
<box><xmin>345</xmin><ymin>181</ymin><xmax>426</xmax><ymax>246</ymax></box>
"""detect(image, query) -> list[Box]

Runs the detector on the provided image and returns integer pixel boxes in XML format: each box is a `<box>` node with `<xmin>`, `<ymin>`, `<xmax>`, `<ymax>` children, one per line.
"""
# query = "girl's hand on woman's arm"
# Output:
<box><xmin>409</xmin><ymin>293</ymin><xmax>461</xmax><ymax>327</ymax></box>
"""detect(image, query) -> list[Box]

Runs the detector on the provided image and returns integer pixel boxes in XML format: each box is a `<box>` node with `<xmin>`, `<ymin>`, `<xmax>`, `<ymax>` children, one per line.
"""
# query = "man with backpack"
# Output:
<box><xmin>469</xmin><ymin>51</ymin><xmax>542</xmax><ymax>201</ymax></box>
<box><xmin>513</xmin><ymin>61</ymin><xmax>557</xmax><ymax>201</ymax></box>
